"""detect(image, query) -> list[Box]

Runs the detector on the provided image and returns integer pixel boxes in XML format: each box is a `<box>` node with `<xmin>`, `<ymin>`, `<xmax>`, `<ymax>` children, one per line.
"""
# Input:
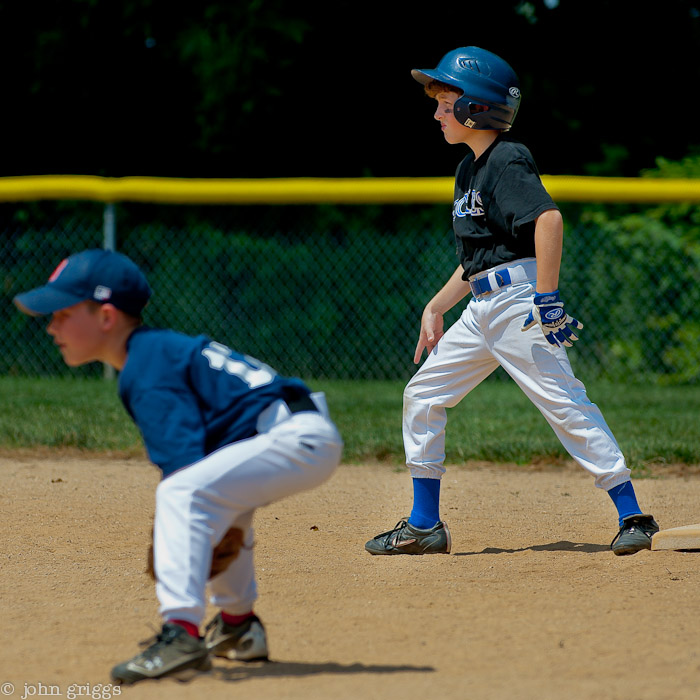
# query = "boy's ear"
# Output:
<box><xmin>98</xmin><ymin>303</ymin><xmax>121</xmax><ymax>329</ymax></box>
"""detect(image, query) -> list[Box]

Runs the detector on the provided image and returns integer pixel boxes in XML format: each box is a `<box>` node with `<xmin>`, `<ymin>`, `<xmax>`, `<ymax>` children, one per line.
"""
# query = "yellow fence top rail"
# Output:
<box><xmin>1</xmin><ymin>174</ymin><xmax>700</xmax><ymax>204</ymax></box>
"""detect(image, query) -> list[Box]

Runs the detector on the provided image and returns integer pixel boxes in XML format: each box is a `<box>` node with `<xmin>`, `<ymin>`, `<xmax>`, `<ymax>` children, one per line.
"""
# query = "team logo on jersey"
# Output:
<box><xmin>453</xmin><ymin>189</ymin><xmax>484</xmax><ymax>219</ymax></box>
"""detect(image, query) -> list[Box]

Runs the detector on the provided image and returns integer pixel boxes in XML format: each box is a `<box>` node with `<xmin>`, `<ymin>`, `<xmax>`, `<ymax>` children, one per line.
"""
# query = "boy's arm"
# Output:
<box><xmin>534</xmin><ymin>208</ymin><xmax>563</xmax><ymax>293</ymax></box>
<box><xmin>414</xmin><ymin>264</ymin><xmax>471</xmax><ymax>363</ymax></box>
<box><xmin>523</xmin><ymin>207</ymin><xmax>583</xmax><ymax>347</ymax></box>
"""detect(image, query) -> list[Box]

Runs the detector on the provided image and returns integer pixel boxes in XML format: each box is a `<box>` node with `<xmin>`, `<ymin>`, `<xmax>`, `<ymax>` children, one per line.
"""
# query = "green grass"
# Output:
<box><xmin>2</xmin><ymin>377</ymin><xmax>700</xmax><ymax>473</ymax></box>
<box><xmin>315</xmin><ymin>379</ymin><xmax>700</xmax><ymax>472</ymax></box>
<box><xmin>0</xmin><ymin>377</ymin><xmax>143</xmax><ymax>452</ymax></box>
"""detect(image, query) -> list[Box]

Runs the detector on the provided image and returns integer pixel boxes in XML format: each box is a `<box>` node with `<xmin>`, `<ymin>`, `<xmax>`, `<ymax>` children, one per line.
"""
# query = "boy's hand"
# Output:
<box><xmin>521</xmin><ymin>290</ymin><xmax>583</xmax><ymax>348</ymax></box>
<box><xmin>414</xmin><ymin>308</ymin><xmax>444</xmax><ymax>363</ymax></box>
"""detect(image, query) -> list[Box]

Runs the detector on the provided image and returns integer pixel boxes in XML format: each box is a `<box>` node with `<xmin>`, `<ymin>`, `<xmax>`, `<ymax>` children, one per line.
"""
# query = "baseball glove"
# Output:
<box><xmin>146</xmin><ymin>526</ymin><xmax>245</xmax><ymax>581</ymax></box>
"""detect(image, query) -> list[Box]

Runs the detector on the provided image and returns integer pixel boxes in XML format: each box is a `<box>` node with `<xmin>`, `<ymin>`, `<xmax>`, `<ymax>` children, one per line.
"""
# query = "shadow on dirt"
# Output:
<box><xmin>453</xmin><ymin>540</ymin><xmax>610</xmax><ymax>555</ymax></box>
<box><xmin>212</xmin><ymin>660</ymin><xmax>435</xmax><ymax>682</ymax></box>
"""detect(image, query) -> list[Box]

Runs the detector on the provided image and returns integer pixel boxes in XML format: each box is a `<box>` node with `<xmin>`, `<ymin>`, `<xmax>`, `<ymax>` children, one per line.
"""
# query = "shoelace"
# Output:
<box><xmin>136</xmin><ymin>624</ymin><xmax>182</xmax><ymax>653</ymax></box>
<box><xmin>375</xmin><ymin>519</ymin><xmax>409</xmax><ymax>542</ymax></box>
<box><xmin>204</xmin><ymin>614</ymin><xmax>250</xmax><ymax>635</ymax></box>
<box><xmin>610</xmin><ymin>519</ymin><xmax>654</xmax><ymax>548</ymax></box>
<box><xmin>204</xmin><ymin>615</ymin><xmax>223</xmax><ymax>636</ymax></box>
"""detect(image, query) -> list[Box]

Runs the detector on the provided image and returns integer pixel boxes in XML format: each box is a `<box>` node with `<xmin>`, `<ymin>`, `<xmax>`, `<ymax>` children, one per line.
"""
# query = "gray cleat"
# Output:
<box><xmin>365</xmin><ymin>518</ymin><xmax>452</xmax><ymax>555</ymax></box>
<box><xmin>204</xmin><ymin>613</ymin><xmax>269</xmax><ymax>661</ymax></box>
<box><xmin>111</xmin><ymin>622</ymin><xmax>211</xmax><ymax>685</ymax></box>
<box><xmin>610</xmin><ymin>514</ymin><xmax>659</xmax><ymax>555</ymax></box>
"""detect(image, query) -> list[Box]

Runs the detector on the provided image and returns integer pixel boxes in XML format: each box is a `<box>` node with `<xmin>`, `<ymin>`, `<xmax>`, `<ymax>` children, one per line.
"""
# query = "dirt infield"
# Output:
<box><xmin>2</xmin><ymin>452</ymin><xmax>700</xmax><ymax>700</ymax></box>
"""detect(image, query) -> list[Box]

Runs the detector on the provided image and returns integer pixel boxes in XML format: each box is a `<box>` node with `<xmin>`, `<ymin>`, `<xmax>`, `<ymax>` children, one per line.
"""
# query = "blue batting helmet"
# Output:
<box><xmin>411</xmin><ymin>47</ymin><xmax>521</xmax><ymax>131</ymax></box>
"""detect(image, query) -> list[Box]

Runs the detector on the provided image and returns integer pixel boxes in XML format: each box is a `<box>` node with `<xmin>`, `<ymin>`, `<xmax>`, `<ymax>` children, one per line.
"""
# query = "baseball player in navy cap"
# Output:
<box><xmin>15</xmin><ymin>249</ymin><xmax>343</xmax><ymax>684</ymax></box>
<box><xmin>364</xmin><ymin>47</ymin><xmax>658</xmax><ymax>558</ymax></box>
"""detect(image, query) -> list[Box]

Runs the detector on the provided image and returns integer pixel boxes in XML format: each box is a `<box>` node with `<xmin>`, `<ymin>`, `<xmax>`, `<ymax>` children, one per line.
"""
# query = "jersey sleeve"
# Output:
<box><xmin>494</xmin><ymin>157</ymin><xmax>558</xmax><ymax>238</ymax></box>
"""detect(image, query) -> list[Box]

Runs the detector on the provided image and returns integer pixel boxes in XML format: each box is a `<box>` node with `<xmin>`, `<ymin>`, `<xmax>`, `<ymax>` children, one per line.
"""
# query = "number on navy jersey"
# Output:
<box><xmin>201</xmin><ymin>341</ymin><xmax>276</xmax><ymax>389</ymax></box>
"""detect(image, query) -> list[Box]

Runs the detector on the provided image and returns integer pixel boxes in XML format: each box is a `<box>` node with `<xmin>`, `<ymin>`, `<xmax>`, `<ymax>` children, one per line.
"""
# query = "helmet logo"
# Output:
<box><xmin>457</xmin><ymin>57</ymin><xmax>491</xmax><ymax>76</ymax></box>
<box><xmin>509</xmin><ymin>87</ymin><xmax>520</xmax><ymax>98</ymax></box>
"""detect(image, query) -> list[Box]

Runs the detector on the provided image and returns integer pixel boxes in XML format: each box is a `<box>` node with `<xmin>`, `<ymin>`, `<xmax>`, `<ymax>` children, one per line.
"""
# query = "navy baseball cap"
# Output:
<box><xmin>13</xmin><ymin>249</ymin><xmax>152</xmax><ymax>317</ymax></box>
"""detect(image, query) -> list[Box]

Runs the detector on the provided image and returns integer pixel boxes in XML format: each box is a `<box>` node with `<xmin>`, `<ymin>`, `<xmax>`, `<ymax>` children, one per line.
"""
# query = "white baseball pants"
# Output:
<box><xmin>404</xmin><ymin>265</ymin><xmax>630</xmax><ymax>490</ymax></box>
<box><xmin>152</xmin><ymin>394</ymin><xmax>343</xmax><ymax>625</ymax></box>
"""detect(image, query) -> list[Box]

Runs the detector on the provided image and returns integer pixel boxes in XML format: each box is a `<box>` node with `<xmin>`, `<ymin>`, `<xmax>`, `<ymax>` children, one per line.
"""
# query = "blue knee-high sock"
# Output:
<box><xmin>607</xmin><ymin>481</ymin><xmax>642</xmax><ymax>527</ymax></box>
<box><xmin>408</xmin><ymin>477</ymin><xmax>441</xmax><ymax>530</ymax></box>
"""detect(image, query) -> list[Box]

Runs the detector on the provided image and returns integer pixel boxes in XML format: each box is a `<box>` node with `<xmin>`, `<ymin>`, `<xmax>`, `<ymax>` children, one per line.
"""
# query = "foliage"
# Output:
<box><xmin>2</xmin><ymin>1</ymin><xmax>699</xmax><ymax>178</ymax></box>
<box><xmin>4</xmin><ymin>148</ymin><xmax>700</xmax><ymax>385</ymax></box>
<box><xmin>572</xmin><ymin>154</ymin><xmax>700</xmax><ymax>384</ymax></box>
<box><xmin>0</xmin><ymin>201</ymin><xmax>458</xmax><ymax>380</ymax></box>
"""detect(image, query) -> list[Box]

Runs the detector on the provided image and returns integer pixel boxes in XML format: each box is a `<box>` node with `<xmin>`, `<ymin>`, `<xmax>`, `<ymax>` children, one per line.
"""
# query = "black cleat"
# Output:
<box><xmin>204</xmin><ymin>613</ymin><xmax>269</xmax><ymax>661</ymax></box>
<box><xmin>111</xmin><ymin>623</ymin><xmax>211</xmax><ymax>685</ymax></box>
<box><xmin>365</xmin><ymin>518</ymin><xmax>451</xmax><ymax>555</ymax></box>
<box><xmin>610</xmin><ymin>514</ymin><xmax>659</xmax><ymax>555</ymax></box>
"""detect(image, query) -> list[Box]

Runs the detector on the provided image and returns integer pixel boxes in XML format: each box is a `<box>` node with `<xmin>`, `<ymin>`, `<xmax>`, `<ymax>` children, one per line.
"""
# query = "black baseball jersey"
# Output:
<box><xmin>452</xmin><ymin>135</ymin><xmax>558</xmax><ymax>278</ymax></box>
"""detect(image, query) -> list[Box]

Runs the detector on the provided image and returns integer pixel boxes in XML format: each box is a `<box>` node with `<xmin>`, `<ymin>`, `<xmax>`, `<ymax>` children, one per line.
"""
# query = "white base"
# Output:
<box><xmin>651</xmin><ymin>523</ymin><xmax>700</xmax><ymax>551</ymax></box>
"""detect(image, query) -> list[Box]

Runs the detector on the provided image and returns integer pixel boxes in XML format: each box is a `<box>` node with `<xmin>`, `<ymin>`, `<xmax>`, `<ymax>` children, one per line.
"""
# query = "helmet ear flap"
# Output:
<box><xmin>453</xmin><ymin>98</ymin><xmax>490</xmax><ymax>128</ymax></box>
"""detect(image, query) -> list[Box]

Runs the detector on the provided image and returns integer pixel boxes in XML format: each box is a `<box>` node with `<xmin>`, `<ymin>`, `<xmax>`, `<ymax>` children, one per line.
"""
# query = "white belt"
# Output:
<box><xmin>468</xmin><ymin>258</ymin><xmax>537</xmax><ymax>298</ymax></box>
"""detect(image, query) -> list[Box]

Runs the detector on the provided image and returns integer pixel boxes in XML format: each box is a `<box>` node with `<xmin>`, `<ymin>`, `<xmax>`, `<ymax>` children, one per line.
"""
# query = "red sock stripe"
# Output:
<box><xmin>169</xmin><ymin>619</ymin><xmax>200</xmax><ymax>638</ymax></box>
<box><xmin>221</xmin><ymin>611</ymin><xmax>255</xmax><ymax>626</ymax></box>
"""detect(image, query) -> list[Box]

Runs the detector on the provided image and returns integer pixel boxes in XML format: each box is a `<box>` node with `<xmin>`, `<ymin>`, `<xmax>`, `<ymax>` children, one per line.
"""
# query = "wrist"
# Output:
<box><xmin>425</xmin><ymin>301</ymin><xmax>446</xmax><ymax>316</ymax></box>
<box><xmin>534</xmin><ymin>290</ymin><xmax>561</xmax><ymax>306</ymax></box>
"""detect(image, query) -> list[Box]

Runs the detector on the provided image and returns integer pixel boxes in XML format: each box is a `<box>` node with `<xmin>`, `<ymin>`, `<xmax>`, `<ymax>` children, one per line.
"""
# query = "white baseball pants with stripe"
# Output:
<box><xmin>404</xmin><ymin>272</ymin><xmax>630</xmax><ymax>490</ymax></box>
<box><xmin>152</xmin><ymin>394</ymin><xmax>343</xmax><ymax>626</ymax></box>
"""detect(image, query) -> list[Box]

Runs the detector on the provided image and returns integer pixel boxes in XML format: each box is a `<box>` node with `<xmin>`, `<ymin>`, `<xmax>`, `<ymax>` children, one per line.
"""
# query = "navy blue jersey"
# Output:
<box><xmin>452</xmin><ymin>136</ymin><xmax>558</xmax><ymax>278</ymax></box>
<box><xmin>118</xmin><ymin>327</ymin><xmax>311</xmax><ymax>477</ymax></box>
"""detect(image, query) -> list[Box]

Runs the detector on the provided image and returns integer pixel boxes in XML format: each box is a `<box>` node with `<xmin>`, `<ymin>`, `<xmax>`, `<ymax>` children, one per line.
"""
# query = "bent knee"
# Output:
<box><xmin>403</xmin><ymin>378</ymin><xmax>421</xmax><ymax>405</ymax></box>
<box><xmin>403</xmin><ymin>379</ymin><xmax>441</xmax><ymax>407</ymax></box>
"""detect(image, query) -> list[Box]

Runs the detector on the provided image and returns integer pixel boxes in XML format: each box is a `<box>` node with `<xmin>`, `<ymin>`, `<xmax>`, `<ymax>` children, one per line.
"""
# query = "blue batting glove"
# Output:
<box><xmin>521</xmin><ymin>290</ymin><xmax>584</xmax><ymax>348</ymax></box>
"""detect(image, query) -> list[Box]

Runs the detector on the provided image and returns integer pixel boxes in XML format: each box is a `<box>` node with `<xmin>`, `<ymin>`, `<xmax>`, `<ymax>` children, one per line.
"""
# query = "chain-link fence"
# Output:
<box><xmin>3</xmin><ymin>199</ymin><xmax>700</xmax><ymax>384</ymax></box>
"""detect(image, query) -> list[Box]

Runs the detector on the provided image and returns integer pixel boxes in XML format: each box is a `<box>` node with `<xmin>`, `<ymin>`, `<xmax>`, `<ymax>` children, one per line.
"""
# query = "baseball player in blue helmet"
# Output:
<box><xmin>14</xmin><ymin>249</ymin><xmax>343</xmax><ymax>684</ymax></box>
<box><xmin>364</xmin><ymin>47</ymin><xmax>659</xmax><ymax>557</ymax></box>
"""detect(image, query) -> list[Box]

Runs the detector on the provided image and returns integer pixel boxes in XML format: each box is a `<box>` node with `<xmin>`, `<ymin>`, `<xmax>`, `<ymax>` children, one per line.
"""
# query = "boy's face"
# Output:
<box><xmin>47</xmin><ymin>301</ymin><xmax>107</xmax><ymax>367</ymax></box>
<box><xmin>433</xmin><ymin>91</ymin><xmax>473</xmax><ymax>144</ymax></box>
